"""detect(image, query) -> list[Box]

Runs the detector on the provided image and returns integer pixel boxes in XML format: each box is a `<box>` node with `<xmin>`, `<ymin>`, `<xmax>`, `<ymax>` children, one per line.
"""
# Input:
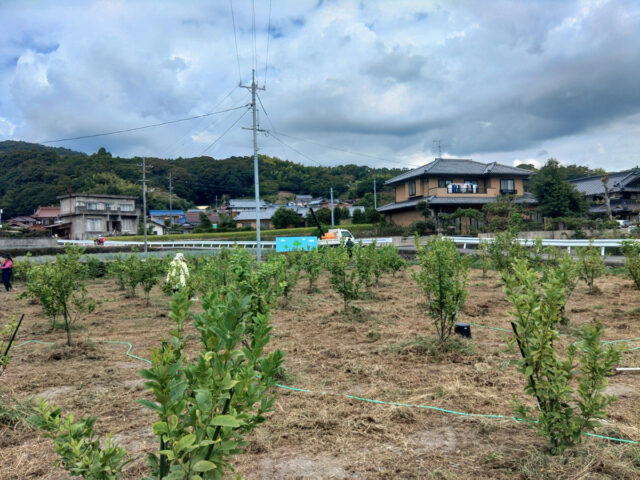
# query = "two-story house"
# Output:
<box><xmin>378</xmin><ymin>158</ymin><xmax>535</xmax><ymax>226</ymax></box>
<box><xmin>568</xmin><ymin>169</ymin><xmax>640</xmax><ymax>220</ymax></box>
<box><xmin>56</xmin><ymin>193</ymin><xmax>140</xmax><ymax>239</ymax></box>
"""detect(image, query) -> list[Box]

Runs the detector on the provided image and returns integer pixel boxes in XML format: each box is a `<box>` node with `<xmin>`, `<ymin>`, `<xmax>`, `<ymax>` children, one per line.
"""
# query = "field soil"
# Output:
<box><xmin>1</xmin><ymin>266</ymin><xmax>639</xmax><ymax>479</ymax></box>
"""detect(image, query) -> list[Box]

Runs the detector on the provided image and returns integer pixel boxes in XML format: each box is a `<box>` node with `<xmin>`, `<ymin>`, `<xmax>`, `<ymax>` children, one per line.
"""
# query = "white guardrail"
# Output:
<box><xmin>442</xmin><ymin>236</ymin><xmax>637</xmax><ymax>256</ymax></box>
<box><xmin>58</xmin><ymin>239</ymin><xmax>278</xmax><ymax>250</ymax></box>
<box><xmin>57</xmin><ymin>237</ymin><xmax>393</xmax><ymax>250</ymax></box>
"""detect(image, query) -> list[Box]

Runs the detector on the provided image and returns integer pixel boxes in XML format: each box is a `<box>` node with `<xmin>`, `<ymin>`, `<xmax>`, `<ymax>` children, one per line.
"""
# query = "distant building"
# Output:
<box><xmin>55</xmin><ymin>194</ymin><xmax>140</xmax><ymax>239</ymax></box>
<box><xmin>149</xmin><ymin>210</ymin><xmax>186</xmax><ymax>225</ymax></box>
<box><xmin>225</xmin><ymin>199</ymin><xmax>269</xmax><ymax>218</ymax></box>
<box><xmin>33</xmin><ymin>206</ymin><xmax>61</xmax><ymax>226</ymax></box>
<box><xmin>185</xmin><ymin>209</ymin><xmax>220</xmax><ymax>226</ymax></box>
<box><xmin>378</xmin><ymin>158</ymin><xmax>535</xmax><ymax>228</ymax></box>
<box><xmin>7</xmin><ymin>216</ymin><xmax>37</xmax><ymax>228</ymax></box>
<box><xmin>568</xmin><ymin>169</ymin><xmax>640</xmax><ymax>220</ymax></box>
<box><xmin>234</xmin><ymin>205</ymin><xmax>306</xmax><ymax>230</ymax></box>
<box><xmin>294</xmin><ymin>194</ymin><xmax>314</xmax><ymax>206</ymax></box>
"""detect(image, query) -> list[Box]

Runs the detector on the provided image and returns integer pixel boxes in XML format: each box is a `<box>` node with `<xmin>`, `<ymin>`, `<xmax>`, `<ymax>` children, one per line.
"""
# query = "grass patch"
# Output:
<box><xmin>387</xmin><ymin>335</ymin><xmax>475</xmax><ymax>356</ymax></box>
<box><xmin>0</xmin><ymin>392</ymin><xmax>36</xmax><ymax>429</ymax></box>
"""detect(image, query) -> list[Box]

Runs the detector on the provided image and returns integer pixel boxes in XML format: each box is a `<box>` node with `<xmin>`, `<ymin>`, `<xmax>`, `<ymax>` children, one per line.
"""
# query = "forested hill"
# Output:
<box><xmin>0</xmin><ymin>141</ymin><xmax>405</xmax><ymax>218</ymax></box>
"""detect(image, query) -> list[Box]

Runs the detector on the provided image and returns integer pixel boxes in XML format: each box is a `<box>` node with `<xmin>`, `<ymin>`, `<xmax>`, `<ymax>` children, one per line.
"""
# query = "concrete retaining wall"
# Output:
<box><xmin>0</xmin><ymin>237</ymin><xmax>58</xmax><ymax>249</ymax></box>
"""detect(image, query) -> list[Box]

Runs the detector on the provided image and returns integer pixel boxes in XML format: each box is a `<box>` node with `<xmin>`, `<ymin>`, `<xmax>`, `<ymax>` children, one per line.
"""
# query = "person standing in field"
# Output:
<box><xmin>1</xmin><ymin>254</ymin><xmax>13</xmax><ymax>291</ymax></box>
<box><xmin>166</xmin><ymin>252</ymin><xmax>189</xmax><ymax>293</ymax></box>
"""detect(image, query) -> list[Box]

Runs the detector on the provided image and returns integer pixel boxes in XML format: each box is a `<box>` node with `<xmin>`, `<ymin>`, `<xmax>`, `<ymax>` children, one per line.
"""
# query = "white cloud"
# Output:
<box><xmin>0</xmin><ymin>0</ymin><xmax>640</xmax><ymax>173</ymax></box>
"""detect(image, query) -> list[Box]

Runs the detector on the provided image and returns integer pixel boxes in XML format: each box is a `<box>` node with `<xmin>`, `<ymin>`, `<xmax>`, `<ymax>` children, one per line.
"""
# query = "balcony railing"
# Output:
<box><xmin>446</xmin><ymin>184</ymin><xmax>486</xmax><ymax>194</ymax></box>
<box><xmin>71</xmin><ymin>206</ymin><xmax>138</xmax><ymax>214</ymax></box>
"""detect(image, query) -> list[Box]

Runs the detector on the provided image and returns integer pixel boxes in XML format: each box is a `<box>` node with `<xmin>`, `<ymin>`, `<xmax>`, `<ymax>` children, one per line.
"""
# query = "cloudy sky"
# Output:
<box><xmin>1</xmin><ymin>0</ymin><xmax>640</xmax><ymax>171</ymax></box>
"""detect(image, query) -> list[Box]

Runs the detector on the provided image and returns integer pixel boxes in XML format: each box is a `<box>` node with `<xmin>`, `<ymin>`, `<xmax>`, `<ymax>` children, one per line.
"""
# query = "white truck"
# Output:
<box><xmin>317</xmin><ymin>228</ymin><xmax>393</xmax><ymax>247</ymax></box>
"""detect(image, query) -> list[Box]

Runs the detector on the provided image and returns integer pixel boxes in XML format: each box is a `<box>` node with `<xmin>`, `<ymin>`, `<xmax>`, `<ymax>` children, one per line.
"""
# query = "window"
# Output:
<box><xmin>119</xmin><ymin>203</ymin><xmax>134</xmax><ymax>212</ymax></box>
<box><xmin>86</xmin><ymin>218</ymin><xmax>102</xmax><ymax>231</ymax></box>
<box><xmin>104</xmin><ymin>203</ymin><xmax>112</xmax><ymax>211</ymax></box>
<box><xmin>438</xmin><ymin>179</ymin><xmax>453</xmax><ymax>188</ymax></box>
<box><xmin>408</xmin><ymin>180</ymin><xmax>416</xmax><ymax>196</ymax></box>
<box><xmin>86</xmin><ymin>202</ymin><xmax>99</xmax><ymax>210</ymax></box>
<box><xmin>500</xmin><ymin>179</ymin><xmax>515</xmax><ymax>193</ymax></box>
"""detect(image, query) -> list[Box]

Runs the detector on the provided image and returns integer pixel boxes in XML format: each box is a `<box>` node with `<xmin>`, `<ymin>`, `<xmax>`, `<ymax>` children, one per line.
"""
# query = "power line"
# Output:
<box><xmin>268</xmin><ymin>131</ymin><xmax>323</xmax><ymax>167</ymax></box>
<box><xmin>264</xmin><ymin>0</ymin><xmax>272</xmax><ymax>87</ymax></box>
<box><xmin>271</xmin><ymin>130</ymin><xmax>418</xmax><ymax>168</ymax></box>
<box><xmin>198</xmin><ymin>106</ymin><xmax>251</xmax><ymax>156</ymax></box>
<box><xmin>229</xmin><ymin>0</ymin><xmax>242</xmax><ymax>84</ymax></box>
<box><xmin>256</xmin><ymin>91</ymin><xmax>415</xmax><ymax>170</ymax></box>
<box><xmin>156</xmin><ymin>85</ymin><xmax>242</xmax><ymax>159</ymax></box>
<box><xmin>40</xmin><ymin>105</ymin><xmax>249</xmax><ymax>144</ymax></box>
<box><xmin>251</xmin><ymin>0</ymin><xmax>257</xmax><ymax>73</ymax></box>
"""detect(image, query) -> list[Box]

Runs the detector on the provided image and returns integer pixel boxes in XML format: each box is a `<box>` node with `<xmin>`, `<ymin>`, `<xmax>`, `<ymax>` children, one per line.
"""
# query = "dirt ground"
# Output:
<box><xmin>0</xmin><ymin>265</ymin><xmax>639</xmax><ymax>479</ymax></box>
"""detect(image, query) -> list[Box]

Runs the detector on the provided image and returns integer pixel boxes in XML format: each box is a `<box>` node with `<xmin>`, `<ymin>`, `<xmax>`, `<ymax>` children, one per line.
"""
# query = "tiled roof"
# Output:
<box><xmin>568</xmin><ymin>170</ymin><xmax>640</xmax><ymax>196</ymax></box>
<box><xmin>377</xmin><ymin>192</ymin><xmax>537</xmax><ymax>213</ymax></box>
<box><xmin>229</xmin><ymin>199</ymin><xmax>268</xmax><ymax>208</ymax></box>
<box><xmin>33</xmin><ymin>206</ymin><xmax>61</xmax><ymax>218</ymax></box>
<box><xmin>234</xmin><ymin>205</ymin><xmax>305</xmax><ymax>221</ymax></box>
<box><xmin>149</xmin><ymin>210</ymin><xmax>185</xmax><ymax>216</ymax></box>
<box><xmin>385</xmin><ymin>158</ymin><xmax>532</xmax><ymax>185</ymax></box>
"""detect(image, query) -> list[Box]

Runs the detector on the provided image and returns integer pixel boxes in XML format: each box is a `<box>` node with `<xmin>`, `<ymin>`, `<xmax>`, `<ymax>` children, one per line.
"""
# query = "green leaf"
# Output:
<box><xmin>176</xmin><ymin>433</ymin><xmax>196</xmax><ymax>451</ymax></box>
<box><xmin>192</xmin><ymin>460</ymin><xmax>217</xmax><ymax>472</ymax></box>
<box><xmin>137</xmin><ymin>399</ymin><xmax>162</xmax><ymax>412</ymax></box>
<box><xmin>211</xmin><ymin>415</ymin><xmax>241</xmax><ymax>428</ymax></box>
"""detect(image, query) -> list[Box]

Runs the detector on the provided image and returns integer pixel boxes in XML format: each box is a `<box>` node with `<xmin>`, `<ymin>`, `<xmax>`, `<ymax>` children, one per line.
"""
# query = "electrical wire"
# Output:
<box><xmin>268</xmin><ymin>131</ymin><xmax>324</xmax><ymax>167</ymax></box>
<box><xmin>156</xmin><ymin>85</ymin><xmax>242</xmax><ymax>160</ymax></box>
<box><xmin>263</xmin><ymin>0</ymin><xmax>272</xmax><ymax>88</ymax></box>
<box><xmin>252</xmin><ymin>0</ymin><xmax>257</xmax><ymax>73</ymax></box>
<box><xmin>198</xmin><ymin>106</ymin><xmax>251</xmax><ymax>156</ymax></box>
<box><xmin>229</xmin><ymin>0</ymin><xmax>242</xmax><ymax>84</ymax></box>
<box><xmin>271</xmin><ymin>130</ymin><xmax>419</xmax><ymax>169</ymax></box>
<box><xmin>40</xmin><ymin>105</ymin><xmax>249</xmax><ymax>144</ymax></box>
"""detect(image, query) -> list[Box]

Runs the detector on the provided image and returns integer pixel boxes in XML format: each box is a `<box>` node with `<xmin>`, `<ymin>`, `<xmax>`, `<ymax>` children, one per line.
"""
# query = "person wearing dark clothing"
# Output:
<box><xmin>1</xmin><ymin>255</ymin><xmax>13</xmax><ymax>291</ymax></box>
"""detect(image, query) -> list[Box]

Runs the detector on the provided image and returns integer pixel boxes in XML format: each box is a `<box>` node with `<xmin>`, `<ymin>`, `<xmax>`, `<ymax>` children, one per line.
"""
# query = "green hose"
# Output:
<box><xmin>12</xmin><ymin>337</ymin><xmax>638</xmax><ymax>445</ymax></box>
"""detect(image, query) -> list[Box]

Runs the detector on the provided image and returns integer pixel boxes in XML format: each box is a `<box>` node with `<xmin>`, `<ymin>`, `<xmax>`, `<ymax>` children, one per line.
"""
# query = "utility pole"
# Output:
<box><xmin>373</xmin><ymin>177</ymin><xmax>377</xmax><ymax>209</ymax></box>
<box><xmin>138</xmin><ymin>158</ymin><xmax>150</xmax><ymax>253</ymax></box>
<box><xmin>169</xmin><ymin>171</ymin><xmax>173</xmax><ymax>225</ymax></box>
<box><xmin>330</xmin><ymin>187</ymin><xmax>335</xmax><ymax>227</ymax></box>
<box><xmin>241</xmin><ymin>69</ymin><xmax>266</xmax><ymax>261</ymax></box>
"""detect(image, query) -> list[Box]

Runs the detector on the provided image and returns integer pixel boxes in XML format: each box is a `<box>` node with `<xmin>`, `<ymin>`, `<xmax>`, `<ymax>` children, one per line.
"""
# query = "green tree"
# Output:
<box><xmin>23</xmin><ymin>246</ymin><xmax>95</xmax><ymax>346</ymax></box>
<box><xmin>413</xmin><ymin>236</ymin><xmax>470</xmax><ymax>344</ymax></box>
<box><xmin>352</xmin><ymin>209</ymin><xmax>366</xmax><ymax>224</ymax></box>
<box><xmin>530</xmin><ymin>159</ymin><xmax>588</xmax><ymax>218</ymax></box>
<box><xmin>271</xmin><ymin>207</ymin><xmax>302</xmax><ymax>229</ymax></box>
<box><xmin>193</xmin><ymin>212</ymin><xmax>214</xmax><ymax>233</ymax></box>
<box><xmin>504</xmin><ymin>260</ymin><xmax>620</xmax><ymax>454</ymax></box>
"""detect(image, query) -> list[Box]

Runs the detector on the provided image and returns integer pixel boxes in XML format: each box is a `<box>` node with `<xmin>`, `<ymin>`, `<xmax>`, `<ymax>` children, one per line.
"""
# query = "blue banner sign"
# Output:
<box><xmin>275</xmin><ymin>236</ymin><xmax>318</xmax><ymax>252</ymax></box>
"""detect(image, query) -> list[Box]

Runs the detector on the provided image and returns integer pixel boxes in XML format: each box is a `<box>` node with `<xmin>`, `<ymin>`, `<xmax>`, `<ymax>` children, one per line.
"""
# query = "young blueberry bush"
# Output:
<box><xmin>32</xmin><ymin>288</ymin><xmax>284</xmax><ymax>479</ymax></box>
<box><xmin>576</xmin><ymin>241</ymin><xmax>606</xmax><ymax>293</ymax></box>
<box><xmin>22</xmin><ymin>246</ymin><xmax>95</xmax><ymax>346</ymax></box>
<box><xmin>300</xmin><ymin>248</ymin><xmax>324</xmax><ymax>292</ymax></box>
<box><xmin>325</xmin><ymin>246</ymin><xmax>360</xmax><ymax>312</ymax></box>
<box><xmin>0</xmin><ymin>316</ymin><xmax>22</xmax><ymax>375</ymax></box>
<box><xmin>413</xmin><ymin>236</ymin><xmax>470</xmax><ymax>344</ymax></box>
<box><xmin>504</xmin><ymin>259</ymin><xmax>620</xmax><ymax>454</ymax></box>
<box><xmin>621</xmin><ymin>240</ymin><xmax>640</xmax><ymax>290</ymax></box>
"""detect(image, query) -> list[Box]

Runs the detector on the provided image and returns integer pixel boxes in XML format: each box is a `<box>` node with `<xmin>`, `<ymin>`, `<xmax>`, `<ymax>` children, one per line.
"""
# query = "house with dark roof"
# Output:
<box><xmin>149</xmin><ymin>210</ymin><xmax>186</xmax><ymax>225</ymax></box>
<box><xmin>568</xmin><ymin>168</ymin><xmax>640</xmax><ymax>219</ymax></box>
<box><xmin>56</xmin><ymin>194</ymin><xmax>140</xmax><ymax>239</ymax></box>
<box><xmin>33</xmin><ymin>206</ymin><xmax>61</xmax><ymax>226</ymax></box>
<box><xmin>378</xmin><ymin>158</ymin><xmax>535</xmax><ymax>227</ymax></box>
<box><xmin>234</xmin><ymin>205</ymin><xmax>307</xmax><ymax>230</ymax></box>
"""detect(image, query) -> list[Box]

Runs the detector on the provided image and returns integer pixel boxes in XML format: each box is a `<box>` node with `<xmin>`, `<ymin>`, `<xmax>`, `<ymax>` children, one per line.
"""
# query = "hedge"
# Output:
<box><xmin>111</xmin><ymin>224</ymin><xmax>376</xmax><ymax>242</ymax></box>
